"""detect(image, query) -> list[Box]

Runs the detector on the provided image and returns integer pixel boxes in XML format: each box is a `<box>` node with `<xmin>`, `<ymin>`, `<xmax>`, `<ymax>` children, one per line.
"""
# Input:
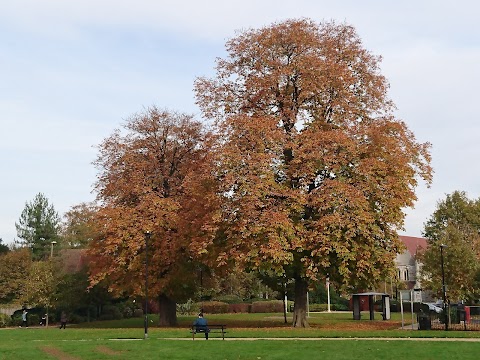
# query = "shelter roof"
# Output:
<box><xmin>352</xmin><ymin>292</ymin><xmax>389</xmax><ymax>296</ymax></box>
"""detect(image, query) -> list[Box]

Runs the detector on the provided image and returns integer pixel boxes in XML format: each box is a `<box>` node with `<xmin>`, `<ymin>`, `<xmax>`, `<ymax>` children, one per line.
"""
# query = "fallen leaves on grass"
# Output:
<box><xmin>96</xmin><ymin>345</ymin><xmax>124</xmax><ymax>356</ymax></box>
<box><xmin>39</xmin><ymin>346</ymin><xmax>80</xmax><ymax>360</ymax></box>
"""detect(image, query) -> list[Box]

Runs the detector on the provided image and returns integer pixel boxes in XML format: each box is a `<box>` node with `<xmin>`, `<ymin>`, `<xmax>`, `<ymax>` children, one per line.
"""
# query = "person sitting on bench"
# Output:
<box><xmin>193</xmin><ymin>312</ymin><xmax>210</xmax><ymax>340</ymax></box>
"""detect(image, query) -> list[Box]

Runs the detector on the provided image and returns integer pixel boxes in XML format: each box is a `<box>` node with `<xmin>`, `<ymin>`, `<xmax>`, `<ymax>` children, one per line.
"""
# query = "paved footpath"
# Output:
<box><xmin>159</xmin><ymin>337</ymin><xmax>480</xmax><ymax>342</ymax></box>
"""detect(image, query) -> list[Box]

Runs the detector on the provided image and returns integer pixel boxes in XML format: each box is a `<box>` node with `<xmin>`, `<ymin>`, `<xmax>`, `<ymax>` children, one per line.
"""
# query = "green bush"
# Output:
<box><xmin>133</xmin><ymin>309</ymin><xmax>144</xmax><ymax>318</ymax></box>
<box><xmin>251</xmin><ymin>300</ymin><xmax>283</xmax><ymax>313</ymax></box>
<box><xmin>333</xmin><ymin>303</ymin><xmax>349</xmax><ymax>311</ymax></box>
<box><xmin>11</xmin><ymin>314</ymin><xmax>21</xmax><ymax>327</ymax></box>
<box><xmin>290</xmin><ymin>303</ymin><xmax>349</xmax><ymax>312</ymax></box>
<box><xmin>309</xmin><ymin>303</ymin><xmax>327</xmax><ymax>312</ymax></box>
<box><xmin>214</xmin><ymin>295</ymin><xmax>243</xmax><ymax>304</ymax></box>
<box><xmin>0</xmin><ymin>313</ymin><xmax>12</xmax><ymax>327</ymax></box>
<box><xmin>68</xmin><ymin>313</ymin><xmax>85</xmax><ymax>324</ymax></box>
<box><xmin>177</xmin><ymin>299</ymin><xmax>194</xmax><ymax>315</ymax></box>
<box><xmin>197</xmin><ymin>301</ymin><xmax>229</xmax><ymax>314</ymax></box>
<box><xmin>28</xmin><ymin>314</ymin><xmax>40</xmax><ymax>326</ymax></box>
<box><xmin>100</xmin><ymin>305</ymin><xmax>123</xmax><ymax>320</ymax></box>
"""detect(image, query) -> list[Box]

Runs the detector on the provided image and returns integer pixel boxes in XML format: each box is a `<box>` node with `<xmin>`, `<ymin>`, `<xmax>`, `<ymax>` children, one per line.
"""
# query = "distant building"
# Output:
<box><xmin>396</xmin><ymin>235</ymin><xmax>430</xmax><ymax>302</ymax></box>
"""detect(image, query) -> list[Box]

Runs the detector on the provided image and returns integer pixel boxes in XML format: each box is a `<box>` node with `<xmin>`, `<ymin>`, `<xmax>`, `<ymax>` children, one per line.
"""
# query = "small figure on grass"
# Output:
<box><xmin>193</xmin><ymin>312</ymin><xmax>209</xmax><ymax>340</ymax></box>
<box><xmin>40</xmin><ymin>314</ymin><xmax>47</xmax><ymax>326</ymax></box>
<box><xmin>21</xmin><ymin>309</ymin><xmax>28</xmax><ymax>328</ymax></box>
<box><xmin>59</xmin><ymin>311</ymin><xmax>67</xmax><ymax>329</ymax></box>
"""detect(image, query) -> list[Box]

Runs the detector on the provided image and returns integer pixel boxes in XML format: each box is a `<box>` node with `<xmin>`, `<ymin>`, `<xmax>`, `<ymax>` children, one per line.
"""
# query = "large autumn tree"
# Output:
<box><xmin>88</xmin><ymin>107</ymin><xmax>210</xmax><ymax>326</ymax></box>
<box><xmin>193</xmin><ymin>19</ymin><xmax>432</xmax><ymax>327</ymax></box>
<box><xmin>420</xmin><ymin>191</ymin><xmax>480</xmax><ymax>302</ymax></box>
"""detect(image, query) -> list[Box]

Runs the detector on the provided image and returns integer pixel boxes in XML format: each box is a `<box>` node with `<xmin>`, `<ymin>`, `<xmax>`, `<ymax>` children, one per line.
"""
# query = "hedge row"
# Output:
<box><xmin>190</xmin><ymin>301</ymin><xmax>348</xmax><ymax>314</ymax></box>
<box><xmin>193</xmin><ymin>300</ymin><xmax>284</xmax><ymax>314</ymax></box>
<box><xmin>308</xmin><ymin>303</ymin><xmax>349</xmax><ymax>312</ymax></box>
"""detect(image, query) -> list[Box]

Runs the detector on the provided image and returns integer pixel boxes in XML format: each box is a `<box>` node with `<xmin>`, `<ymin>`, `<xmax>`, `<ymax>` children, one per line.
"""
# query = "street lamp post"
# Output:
<box><xmin>44</xmin><ymin>240</ymin><xmax>57</xmax><ymax>328</ymax></box>
<box><xmin>440</xmin><ymin>244</ymin><xmax>448</xmax><ymax>331</ymax></box>
<box><xmin>50</xmin><ymin>241</ymin><xmax>57</xmax><ymax>259</ymax></box>
<box><xmin>144</xmin><ymin>231</ymin><xmax>151</xmax><ymax>339</ymax></box>
<box><xmin>326</xmin><ymin>275</ymin><xmax>331</xmax><ymax>313</ymax></box>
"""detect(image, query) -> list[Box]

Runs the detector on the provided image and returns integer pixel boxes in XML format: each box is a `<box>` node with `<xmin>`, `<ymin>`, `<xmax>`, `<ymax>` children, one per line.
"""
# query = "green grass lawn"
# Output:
<box><xmin>1</xmin><ymin>312</ymin><xmax>480</xmax><ymax>359</ymax></box>
<box><xmin>1</xmin><ymin>328</ymin><xmax>480</xmax><ymax>360</ymax></box>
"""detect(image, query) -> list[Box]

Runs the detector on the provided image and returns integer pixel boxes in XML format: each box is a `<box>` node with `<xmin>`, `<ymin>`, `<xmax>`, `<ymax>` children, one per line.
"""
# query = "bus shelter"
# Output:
<box><xmin>352</xmin><ymin>292</ymin><xmax>390</xmax><ymax>320</ymax></box>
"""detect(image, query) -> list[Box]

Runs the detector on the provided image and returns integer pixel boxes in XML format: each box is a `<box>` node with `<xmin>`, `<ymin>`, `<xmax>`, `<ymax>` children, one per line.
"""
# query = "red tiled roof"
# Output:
<box><xmin>399</xmin><ymin>235</ymin><xmax>427</xmax><ymax>257</ymax></box>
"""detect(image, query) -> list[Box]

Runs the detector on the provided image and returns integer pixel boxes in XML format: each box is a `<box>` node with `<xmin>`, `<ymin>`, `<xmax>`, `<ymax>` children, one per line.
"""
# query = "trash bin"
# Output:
<box><xmin>418</xmin><ymin>314</ymin><xmax>431</xmax><ymax>330</ymax></box>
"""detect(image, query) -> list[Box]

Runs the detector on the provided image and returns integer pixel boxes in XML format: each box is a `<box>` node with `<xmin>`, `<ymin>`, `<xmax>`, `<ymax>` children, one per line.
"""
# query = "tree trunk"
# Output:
<box><xmin>292</xmin><ymin>277</ymin><xmax>309</xmax><ymax>328</ymax></box>
<box><xmin>158</xmin><ymin>294</ymin><xmax>178</xmax><ymax>326</ymax></box>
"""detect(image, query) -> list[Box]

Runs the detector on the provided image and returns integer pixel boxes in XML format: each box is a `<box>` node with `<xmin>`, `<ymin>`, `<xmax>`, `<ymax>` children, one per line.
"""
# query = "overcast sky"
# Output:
<box><xmin>1</xmin><ymin>0</ymin><xmax>479</xmax><ymax>244</ymax></box>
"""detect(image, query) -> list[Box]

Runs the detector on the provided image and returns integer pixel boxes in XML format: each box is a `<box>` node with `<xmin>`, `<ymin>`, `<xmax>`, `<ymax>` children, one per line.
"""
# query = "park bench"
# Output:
<box><xmin>191</xmin><ymin>324</ymin><xmax>227</xmax><ymax>340</ymax></box>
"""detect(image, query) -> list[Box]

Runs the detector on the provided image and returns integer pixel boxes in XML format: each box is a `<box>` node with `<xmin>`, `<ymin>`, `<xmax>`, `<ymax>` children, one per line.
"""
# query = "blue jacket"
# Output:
<box><xmin>193</xmin><ymin>317</ymin><xmax>208</xmax><ymax>330</ymax></box>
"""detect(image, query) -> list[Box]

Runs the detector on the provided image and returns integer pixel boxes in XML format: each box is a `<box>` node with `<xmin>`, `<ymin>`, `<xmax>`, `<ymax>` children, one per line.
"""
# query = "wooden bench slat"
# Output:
<box><xmin>191</xmin><ymin>324</ymin><xmax>227</xmax><ymax>340</ymax></box>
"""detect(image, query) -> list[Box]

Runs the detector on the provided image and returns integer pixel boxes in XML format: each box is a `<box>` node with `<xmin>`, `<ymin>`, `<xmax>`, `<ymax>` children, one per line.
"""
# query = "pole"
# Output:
<box><xmin>326</xmin><ymin>276</ymin><xmax>331</xmax><ymax>313</ymax></box>
<box><xmin>411</xmin><ymin>290</ymin><xmax>414</xmax><ymax>330</ymax></box>
<box><xmin>440</xmin><ymin>244</ymin><xmax>448</xmax><ymax>331</ymax></box>
<box><xmin>400</xmin><ymin>291</ymin><xmax>404</xmax><ymax>329</ymax></box>
<box><xmin>200</xmin><ymin>268</ymin><xmax>203</xmax><ymax>312</ymax></box>
<box><xmin>307</xmin><ymin>292</ymin><xmax>310</xmax><ymax>318</ymax></box>
<box><xmin>283</xmin><ymin>280</ymin><xmax>287</xmax><ymax>324</ymax></box>
<box><xmin>144</xmin><ymin>231</ymin><xmax>151</xmax><ymax>339</ymax></box>
<box><xmin>47</xmin><ymin>241</ymin><xmax>56</xmax><ymax>327</ymax></box>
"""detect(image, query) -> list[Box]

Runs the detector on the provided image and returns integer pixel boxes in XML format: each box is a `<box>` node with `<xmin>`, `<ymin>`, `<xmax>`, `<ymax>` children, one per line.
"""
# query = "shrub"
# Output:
<box><xmin>48</xmin><ymin>313</ymin><xmax>56</xmax><ymax>323</ymax></box>
<box><xmin>333</xmin><ymin>303</ymin><xmax>349</xmax><ymax>311</ymax></box>
<box><xmin>68</xmin><ymin>313</ymin><xmax>85</xmax><ymax>324</ymax></box>
<box><xmin>11</xmin><ymin>307</ymin><xmax>44</xmax><ymax>326</ymax></box>
<box><xmin>215</xmin><ymin>295</ymin><xmax>243</xmax><ymax>304</ymax></box>
<box><xmin>251</xmin><ymin>300</ymin><xmax>283</xmax><ymax>313</ymax></box>
<box><xmin>309</xmin><ymin>303</ymin><xmax>328</xmax><ymax>312</ymax></box>
<box><xmin>100</xmin><ymin>305</ymin><xmax>123</xmax><ymax>320</ymax></box>
<box><xmin>122</xmin><ymin>306</ymin><xmax>133</xmax><ymax>318</ymax></box>
<box><xmin>228</xmin><ymin>303</ymin><xmax>250</xmax><ymax>313</ymax></box>
<box><xmin>0</xmin><ymin>313</ymin><xmax>12</xmax><ymax>327</ymax></box>
<box><xmin>28</xmin><ymin>314</ymin><xmax>40</xmax><ymax>326</ymax></box>
<box><xmin>133</xmin><ymin>309</ymin><xmax>144</xmax><ymax>318</ymax></box>
<box><xmin>198</xmin><ymin>301</ymin><xmax>229</xmax><ymax>314</ymax></box>
<box><xmin>177</xmin><ymin>299</ymin><xmax>194</xmax><ymax>315</ymax></box>
<box><xmin>11</xmin><ymin>313</ymin><xmax>21</xmax><ymax>327</ymax></box>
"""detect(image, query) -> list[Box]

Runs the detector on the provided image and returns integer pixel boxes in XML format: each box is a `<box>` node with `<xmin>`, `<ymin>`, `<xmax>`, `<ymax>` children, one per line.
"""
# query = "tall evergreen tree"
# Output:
<box><xmin>15</xmin><ymin>193</ymin><xmax>61</xmax><ymax>259</ymax></box>
<box><xmin>0</xmin><ymin>238</ymin><xmax>9</xmax><ymax>255</ymax></box>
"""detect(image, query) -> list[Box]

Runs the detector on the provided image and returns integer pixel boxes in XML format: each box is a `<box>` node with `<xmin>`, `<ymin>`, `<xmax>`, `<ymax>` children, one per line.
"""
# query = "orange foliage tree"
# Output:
<box><xmin>88</xmin><ymin>107</ymin><xmax>210</xmax><ymax>326</ymax></box>
<box><xmin>61</xmin><ymin>202</ymin><xmax>98</xmax><ymax>249</ymax></box>
<box><xmin>193</xmin><ymin>19</ymin><xmax>432</xmax><ymax>327</ymax></box>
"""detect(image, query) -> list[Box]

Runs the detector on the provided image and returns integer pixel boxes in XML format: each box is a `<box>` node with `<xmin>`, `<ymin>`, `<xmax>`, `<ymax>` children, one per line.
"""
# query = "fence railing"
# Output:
<box><xmin>419</xmin><ymin>305</ymin><xmax>480</xmax><ymax>331</ymax></box>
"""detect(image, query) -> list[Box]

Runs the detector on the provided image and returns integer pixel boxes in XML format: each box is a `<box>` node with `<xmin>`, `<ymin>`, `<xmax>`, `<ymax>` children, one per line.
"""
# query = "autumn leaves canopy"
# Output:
<box><xmin>88</xmin><ymin>19</ymin><xmax>431</xmax><ymax>327</ymax></box>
